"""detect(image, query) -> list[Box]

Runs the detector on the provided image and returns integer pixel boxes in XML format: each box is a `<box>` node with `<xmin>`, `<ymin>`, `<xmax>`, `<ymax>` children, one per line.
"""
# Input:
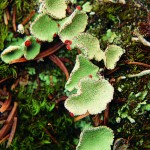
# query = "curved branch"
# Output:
<box><xmin>74</xmin><ymin>112</ymin><xmax>90</xmax><ymax>122</ymax></box>
<box><xmin>49</xmin><ymin>55</ymin><xmax>69</xmax><ymax>80</ymax></box>
<box><xmin>0</xmin><ymin>77</ymin><xmax>12</xmax><ymax>84</ymax></box>
<box><xmin>0</xmin><ymin>102</ymin><xmax>18</xmax><ymax>139</ymax></box>
<box><xmin>126</xmin><ymin>61</ymin><xmax>150</xmax><ymax>68</ymax></box>
<box><xmin>6</xmin><ymin>117</ymin><xmax>18</xmax><ymax>148</ymax></box>
<box><xmin>0</xmin><ymin>94</ymin><xmax>12</xmax><ymax>113</ymax></box>
<box><xmin>21</xmin><ymin>10</ymin><xmax>35</xmax><ymax>25</ymax></box>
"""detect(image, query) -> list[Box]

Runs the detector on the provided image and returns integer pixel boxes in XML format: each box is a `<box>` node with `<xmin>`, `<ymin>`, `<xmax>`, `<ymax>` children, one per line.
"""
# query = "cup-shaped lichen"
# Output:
<box><xmin>44</xmin><ymin>0</ymin><xmax>67</xmax><ymax>19</ymax></box>
<box><xmin>59</xmin><ymin>11</ymin><xmax>88</xmax><ymax>42</ymax></box>
<box><xmin>71</xmin><ymin>33</ymin><xmax>104</xmax><ymax>61</ymax></box>
<box><xmin>65</xmin><ymin>78</ymin><xmax>114</xmax><ymax>116</ymax></box>
<box><xmin>30</xmin><ymin>14</ymin><xmax>58</xmax><ymax>42</ymax></box>
<box><xmin>104</xmin><ymin>45</ymin><xmax>125</xmax><ymax>70</ymax></box>
<box><xmin>65</xmin><ymin>54</ymin><xmax>100</xmax><ymax>92</ymax></box>
<box><xmin>76</xmin><ymin>126</ymin><xmax>114</xmax><ymax>150</ymax></box>
<box><xmin>23</xmin><ymin>36</ymin><xmax>41</xmax><ymax>60</ymax></box>
<box><xmin>1</xmin><ymin>46</ymin><xmax>24</xmax><ymax>63</ymax></box>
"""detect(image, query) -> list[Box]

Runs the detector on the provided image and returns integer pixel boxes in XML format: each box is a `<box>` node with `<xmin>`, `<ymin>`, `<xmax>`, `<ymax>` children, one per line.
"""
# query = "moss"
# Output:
<box><xmin>0</xmin><ymin>24</ymin><xmax>8</xmax><ymax>50</ymax></box>
<box><xmin>0</xmin><ymin>61</ymin><xmax>17</xmax><ymax>79</ymax></box>
<box><xmin>0</xmin><ymin>0</ymin><xmax>36</xmax><ymax>50</ymax></box>
<box><xmin>109</xmin><ymin>77</ymin><xmax>150</xmax><ymax>149</ymax></box>
<box><xmin>0</xmin><ymin>60</ymin><xmax>78</xmax><ymax>150</ymax></box>
<box><xmin>0</xmin><ymin>1</ymin><xmax>9</xmax><ymax>50</ymax></box>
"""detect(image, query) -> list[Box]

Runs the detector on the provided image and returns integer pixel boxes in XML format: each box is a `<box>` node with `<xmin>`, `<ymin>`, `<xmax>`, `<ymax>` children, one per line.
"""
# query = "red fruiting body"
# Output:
<box><xmin>57</xmin><ymin>24</ymin><xmax>60</xmax><ymax>27</ymax></box>
<box><xmin>70</xmin><ymin>112</ymin><xmax>74</xmax><ymax>117</ymax></box>
<box><xmin>66</xmin><ymin>45</ymin><xmax>71</xmax><ymax>51</ymax></box>
<box><xmin>76</xmin><ymin>6</ymin><xmax>81</xmax><ymax>10</ymax></box>
<box><xmin>25</xmin><ymin>40</ymin><xmax>32</xmax><ymax>47</ymax></box>
<box><xmin>89</xmin><ymin>75</ymin><xmax>93</xmax><ymax>78</ymax></box>
<box><xmin>64</xmin><ymin>40</ymin><xmax>72</xmax><ymax>45</ymax></box>
<box><xmin>53</xmin><ymin>33</ymin><xmax>57</xmax><ymax>37</ymax></box>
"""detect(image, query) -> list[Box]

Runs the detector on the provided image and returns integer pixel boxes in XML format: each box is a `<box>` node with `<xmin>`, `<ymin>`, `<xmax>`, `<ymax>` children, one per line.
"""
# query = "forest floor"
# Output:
<box><xmin>0</xmin><ymin>0</ymin><xmax>150</xmax><ymax>150</ymax></box>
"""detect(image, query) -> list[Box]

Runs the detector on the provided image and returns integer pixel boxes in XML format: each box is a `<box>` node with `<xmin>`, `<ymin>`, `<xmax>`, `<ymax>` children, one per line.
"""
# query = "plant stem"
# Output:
<box><xmin>4</xmin><ymin>11</ymin><xmax>8</xmax><ymax>25</ymax></box>
<box><xmin>106</xmin><ymin>67</ymin><xmax>120</xmax><ymax>75</ymax></box>
<box><xmin>12</xmin><ymin>6</ymin><xmax>17</xmax><ymax>32</ymax></box>
<box><xmin>6</xmin><ymin>117</ymin><xmax>18</xmax><ymax>148</ymax></box>
<box><xmin>21</xmin><ymin>10</ymin><xmax>35</xmax><ymax>25</ymax></box>
<box><xmin>103</xmin><ymin>104</ymin><xmax>109</xmax><ymax>125</ymax></box>
<box><xmin>0</xmin><ymin>94</ymin><xmax>12</xmax><ymax>113</ymax></box>
<box><xmin>74</xmin><ymin>112</ymin><xmax>90</xmax><ymax>122</ymax></box>
<box><xmin>59</xmin><ymin>57</ymin><xmax>73</xmax><ymax>65</ymax></box>
<box><xmin>43</xmin><ymin>128</ymin><xmax>59</xmax><ymax>145</ymax></box>
<box><xmin>49</xmin><ymin>55</ymin><xmax>70</xmax><ymax>80</ymax></box>
<box><xmin>0</xmin><ymin>76</ymin><xmax>12</xmax><ymax>84</ymax></box>
<box><xmin>56</xmin><ymin>96</ymin><xmax>68</xmax><ymax>103</ymax></box>
<box><xmin>0</xmin><ymin>134</ymin><xmax>10</xmax><ymax>144</ymax></box>
<box><xmin>6</xmin><ymin>8</ymin><xmax>10</xmax><ymax>21</ymax></box>
<box><xmin>0</xmin><ymin>102</ymin><xmax>18</xmax><ymax>139</ymax></box>
<box><xmin>126</xmin><ymin>61</ymin><xmax>150</xmax><ymax>68</ymax></box>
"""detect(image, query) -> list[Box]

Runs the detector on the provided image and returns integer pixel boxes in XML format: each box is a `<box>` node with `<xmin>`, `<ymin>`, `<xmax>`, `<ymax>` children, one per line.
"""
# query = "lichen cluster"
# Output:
<box><xmin>0</xmin><ymin>0</ymin><xmax>150</xmax><ymax>150</ymax></box>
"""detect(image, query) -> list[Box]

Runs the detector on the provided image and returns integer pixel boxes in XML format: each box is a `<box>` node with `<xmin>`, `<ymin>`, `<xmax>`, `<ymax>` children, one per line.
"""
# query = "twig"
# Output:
<box><xmin>21</xmin><ymin>10</ymin><xmax>35</xmax><ymax>25</ymax></box>
<box><xmin>56</xmin><ymin>96</ymin><xmax>68</xmax><ymax>103</ymax></box>
<box><xmin>43</xmin><ymin>128</ymin><xmax>59</xmax><ymax>145</ymax></box>
<box><xmin>6</xmin><ymin>117</ymin><xmax>18</xmax><ymax>148</ymax></box>
<box><xmin>4</xmin><ymin>12</ymin><xmax>8</xmax><ymax>25</ymax></box>
<box><xmin>49</xmin><ymin>55</ymin><xmax>70</xmax><ymax>80</ymax></box>
<box><xmin>0</xmin><ymin>134</ymin><xmax>10</xmax><ymax>144</ymax></box>
<box><xmin>11</xmin><ymin>79</ymin><xmax>20</xmax><ymax>90</ymax></box>
<box><xmin>92</xmin><ymin>114</ymin><xmax>101</xmax><ymax>126</ymax></box>
<box><xmin>74</xmin><ymin>112</ymin><xmax>90</xmax><ymax>122</ymax></box>
<box><xmin>6</xmin><ymin>8</ymin><xmax>10</xmax><ymax>21</ymax></box>
<box><xmin>0</xmin><ymin>102</ymin><xmax>18</xmax><ymax>139</ymax></box>
<box><xmin>0</xmin><ymin>94</ymin><xmax>12</xmax><ymax>113</ymax></box>
<box><xmin>6</xmin><ymin>102</ymin><xmax>18</xmax><ymax>123</ymax></box>
<box><xmin>125</xmin><ymin>61</ymin><xmax>150</xmax><ymax>68</ymax></box>
<box><xmin>0</xmin><ymin>116</ymin><xmax>8</xmax><ymax>121</ymax></box>
<box><xmin>12</xmin><ymin>6</ymin><xmax>17</xmax><ymax>32</ymax></box>
<box><xmin>0</xmin><ymin>76</ymin><xmax>12</xmax><ymax>84</ymax></box>
<box><xmin>10</xmin><ymin>42</ymin><xmax>64</xmax><ymax>64</ymax></box>
<box><xmin>0</xmin><ymin>120</ymin><xmax>6</xmax><ymax>124</ymax></box>
<box><xmin>0</xmin><ymin>101</ymin><xmax>4</xmax><ymax>105</ymax></box>
<box><xmin>106</xmin><ymin>67</ymin><xmax>120</xmax><ymax>75</ymax></box>
<box><xmin>59</xmin><ymin>57</ymin><xmax>73</xmax><ymax>65</ymax></box>
<box><xmin>103</xmin><ymin>104</ymin><xmax>109</xmax><ymax>125</ymax></box>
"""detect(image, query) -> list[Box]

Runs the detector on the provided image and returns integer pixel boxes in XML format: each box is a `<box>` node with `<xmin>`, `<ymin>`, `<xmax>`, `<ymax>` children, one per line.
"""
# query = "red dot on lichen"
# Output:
<box><xmin>89</xmin><ymin>75</ymin><xmax>93</xmax><ymax>78</ymax></box>
<box><xmin>25</xmin><ymin>40</ymin><xmax>32</xmax><ymax>47</ymax></box>
<box><xmin>76</xmin><ymin>6</ymin><xmax>81</xmax><ymax>10</ymax></box>
<box><xmin>57</xmin><ymin>24</ymin><xmax>60</xmax><ymax>27</ymax></box>
<box><xmin>70</xmin><ymin>112</ymin><xmax>74</xmax><ymax>117</ymax></box>
<box><xmin>64</xmin><ymin>40</ymin><xmax>72</xmax><ymax>45</ymax></box>
<box><xmin>66</xmin><ymin>45</ymin><xmax>71</xmax><ymax>51</ymax></box>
